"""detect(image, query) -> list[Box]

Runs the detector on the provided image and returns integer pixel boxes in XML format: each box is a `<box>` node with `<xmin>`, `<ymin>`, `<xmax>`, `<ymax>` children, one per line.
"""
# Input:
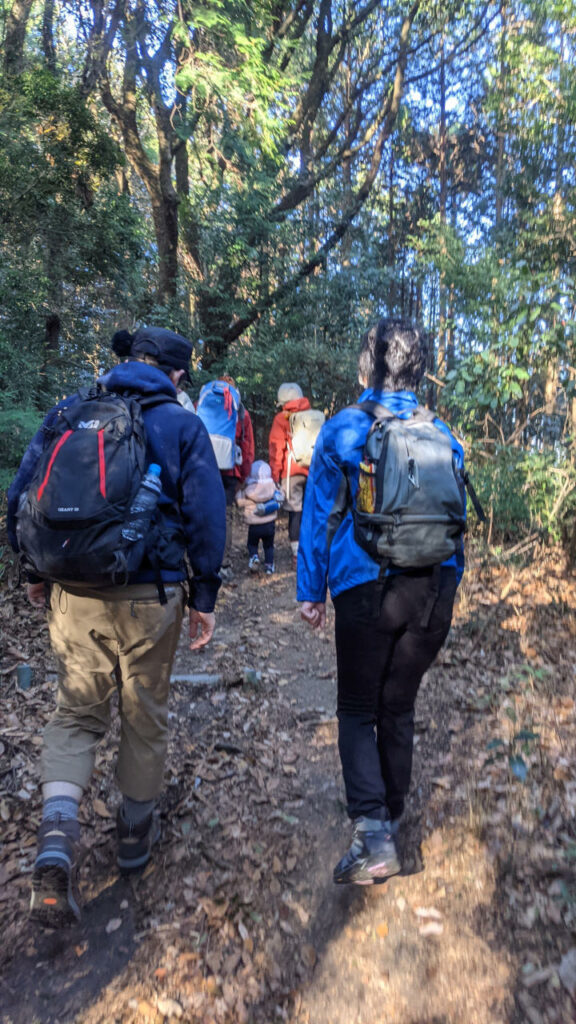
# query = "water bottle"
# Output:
<box><xmin>122</xmin><ymin>464</ymin><xmax>162</xmax><ymax>542</ymax></box>
<box><xmin>256</xmin><ymin>498</ymin><xmax>280</xmax><ymax>516</ymax></box>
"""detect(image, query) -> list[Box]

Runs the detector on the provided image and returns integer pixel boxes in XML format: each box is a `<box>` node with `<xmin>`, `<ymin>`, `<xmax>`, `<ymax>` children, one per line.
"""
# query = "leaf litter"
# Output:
<box><xmin>0</xmin><ymin>528</ymin><xmax>575</xmax><ymax>1023</ymax></box>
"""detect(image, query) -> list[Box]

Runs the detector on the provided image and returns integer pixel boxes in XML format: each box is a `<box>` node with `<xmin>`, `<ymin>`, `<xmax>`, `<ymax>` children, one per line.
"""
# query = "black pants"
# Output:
<box><xmin>247</xmin><ymin>521</ymin><xmax>275</xmax><ymax>566</ymax></box>
<box><xmin>288</xmin><ymin>510</ymin><xmax>302</xmax><ymax>543</ymax></box>
<box><xmin>334</xmin><ymin>568</ymin><xmax>458</xmax><ymax>821</ymax></box>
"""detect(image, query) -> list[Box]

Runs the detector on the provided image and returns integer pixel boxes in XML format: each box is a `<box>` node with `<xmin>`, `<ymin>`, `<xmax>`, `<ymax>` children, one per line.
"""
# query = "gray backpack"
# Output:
<box><xmin>351</xmin><ymin>401</ymin><xmax>483</xmax><ymax>568</ymax></box>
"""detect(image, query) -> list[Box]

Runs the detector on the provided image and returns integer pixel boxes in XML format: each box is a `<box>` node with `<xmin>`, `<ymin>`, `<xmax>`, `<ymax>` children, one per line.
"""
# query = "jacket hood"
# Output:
<box><xmin>248</xmin><ymin>459</ymin><xmax>272</xmax><ymax>483</ymax></box>
<box><xmin>358</xmin><ymin>388</ymin><xmax>419</xmax><ymax>417</ymax></box>
<box><xmin>101</xmin><ymin>361</ymin><xmax>177</xmax><ymax>398</ymax></box>
<box><xmin>283</xmin><ymin>396</ymin><xmax>311</xmax><ymax>414</ymax></box>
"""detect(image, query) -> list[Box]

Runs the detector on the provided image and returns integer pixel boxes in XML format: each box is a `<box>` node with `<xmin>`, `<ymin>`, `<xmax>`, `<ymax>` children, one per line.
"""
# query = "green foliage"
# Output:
<box><xmin>0</xmin><ymin>407</ymin><xmax>43</xmax><ymax>494</ymax></box>
<box><xmin>0</xmin><ymin>71</ymin><xmax>120</xmax><ymax>234</ymax></box>
<box><xmin>0</xmin><ymin>63</ymin><xmax>154</xmax><ymax>487</ymax></box>
<box><xmin>465</xmin><ymin>443</ymin><xmax>576</xmax><ymax>544</ymax></box>
<box><xmin>175</xmin><ymin>2</ymin><xmax>296</xmax><ymax>162</ymax></box>
<box><xmin>1</xmin><ymin>0</ymin><xmax>575</xmax><ymax>562</ymax></box>
<box><xmin>517</xmin><ymin>449</ymin><xmax>576</xmax><ymax>540</ymax></box>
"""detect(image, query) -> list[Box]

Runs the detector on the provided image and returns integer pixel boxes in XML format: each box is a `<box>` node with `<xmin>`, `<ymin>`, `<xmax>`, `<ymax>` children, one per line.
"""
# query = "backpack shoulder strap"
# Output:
<box><xmin>410</xmin><ymin>404</ymin><xmax>436</xmax><ymax>423</ymax></box>
<box><xmin>462</xmin><ymin>470</ymin><xmax>486</xmax><ymax>522</ymax></box>
<box><xmin>350</xmin><ymin>400</ymin><xmax>393</xmax><ymax>420</ymax></box>
<box><xmin>132</xmin><ymin>391</ymin><xmax>180</xmax><ymax>411</ymax></box>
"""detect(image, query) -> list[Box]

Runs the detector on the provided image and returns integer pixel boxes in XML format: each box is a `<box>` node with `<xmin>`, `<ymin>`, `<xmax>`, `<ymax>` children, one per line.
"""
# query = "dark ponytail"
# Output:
<box><xmin>111</xmin><ymin>330</ymin><xmax>135</xmax><ymax>359</ymax></box>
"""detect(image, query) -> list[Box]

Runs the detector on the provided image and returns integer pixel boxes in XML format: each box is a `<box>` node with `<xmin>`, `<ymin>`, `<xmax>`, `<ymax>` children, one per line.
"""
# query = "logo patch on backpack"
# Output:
<box><xmin>16</xmin><ymin>387</ymin><xmax>155</xmax><ymax>584</ymax></box>
<box><xmin>351</xmin><ymin>402</ymin><xmax>467</xmax><ymax>569</ymax></box>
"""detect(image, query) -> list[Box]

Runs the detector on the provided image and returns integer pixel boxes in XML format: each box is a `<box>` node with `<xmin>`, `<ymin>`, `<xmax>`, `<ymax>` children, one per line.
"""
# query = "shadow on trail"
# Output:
<box><xmin>0</xmin><ymin>878</ymin><xmax>135</xmax><ymax>1024</ymax></box>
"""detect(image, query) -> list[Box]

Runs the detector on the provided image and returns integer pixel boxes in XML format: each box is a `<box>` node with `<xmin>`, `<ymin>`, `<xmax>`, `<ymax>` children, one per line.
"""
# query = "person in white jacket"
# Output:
<box><xmin>236</xmin><ymin>461</ymin><xmax>283</xmax><ymax>575</ymax></box>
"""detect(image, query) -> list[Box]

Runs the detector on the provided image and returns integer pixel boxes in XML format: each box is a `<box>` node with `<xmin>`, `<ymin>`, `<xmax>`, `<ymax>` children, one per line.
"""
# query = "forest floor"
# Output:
<box><xmin>1</xmin><ymin>519</ymin><xmax>576</xmax><ymax>1024</ymax></box>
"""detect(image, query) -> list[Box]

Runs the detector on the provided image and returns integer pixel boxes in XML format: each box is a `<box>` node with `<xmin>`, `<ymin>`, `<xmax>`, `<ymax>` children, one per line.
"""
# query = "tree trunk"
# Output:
<box><xmin>3</xmin><ymin>0</ymin><xmax>35</xmax><ymax>74</ymax></box>
<box><xmin>437</xmin><ymin>35</ymin><xmax>447</xmax><ymax>387</ymax></box>
<box><xmin>151</xmin><ymin>187</ymin><xmax>179</xmax><ymax>304</ymax></box>
<box><xmin>387</xmin><ymin>144</ymin><xmax>397</xmax><ymax>314</ymax></box>
<box><xmin>495</xmin><ymin>2</ymin><xmax>508</xmax><ymax>227</ymax></box>
<box><xmin>44</xmin><ymin>314</ymin><xmax>61</xmax><ymax>353</ymax></box>
<box><xmin>42</xmin><ymin>0</ymin><xmax>57</xmax><ymax>73</ymax></box>
<box><xmin>197</xmin><ymin>3</ymin><xmax>420</xmax><ymax>357</ymax></box>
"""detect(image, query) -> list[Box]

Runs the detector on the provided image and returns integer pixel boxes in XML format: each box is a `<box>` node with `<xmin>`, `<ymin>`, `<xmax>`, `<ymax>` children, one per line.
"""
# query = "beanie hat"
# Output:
<box><xmin>248</xmin><ymin>460</ymin><xmax>272</xmax><ymax>483</ymax></box>
<box><xmin>277</xmin><ymin>382</ymin><xmax>303</xmax><ymax>406</ymax></box>
<box><xmin>130</xmin><ymin>326</ymin><xmax>193</xmax><ymax>382</ymax></box>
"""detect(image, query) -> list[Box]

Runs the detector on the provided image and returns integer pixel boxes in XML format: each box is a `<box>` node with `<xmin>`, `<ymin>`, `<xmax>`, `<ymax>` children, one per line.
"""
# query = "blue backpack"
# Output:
<box><xmin>196</xmin><ymin>380</ymin><xmax>242</xmax><ymax>470</ymax></box>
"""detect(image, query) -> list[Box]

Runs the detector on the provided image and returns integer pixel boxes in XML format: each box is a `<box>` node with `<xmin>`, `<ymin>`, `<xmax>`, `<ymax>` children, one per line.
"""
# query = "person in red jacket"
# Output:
<box><xmin>268</xmin><ymin>382</ymin><xmax>310</xmax><ymax>569</ymax></box>
<box><xmin>219</xmin><ymin>375</ymin><xmax>255</xmax><ymax>578</ymax></box>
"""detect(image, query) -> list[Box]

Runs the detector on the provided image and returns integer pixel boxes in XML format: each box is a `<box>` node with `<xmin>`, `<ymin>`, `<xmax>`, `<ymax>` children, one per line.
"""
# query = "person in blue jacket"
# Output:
<box><xmin>298</xmin><ymin>317</ymin><xmax>464</xmax><ymax>886</ymax></box>
<box><xmin>7</xmin><ymin>326</ymin><xmax>226</xmax><ymax>927</ymax></box>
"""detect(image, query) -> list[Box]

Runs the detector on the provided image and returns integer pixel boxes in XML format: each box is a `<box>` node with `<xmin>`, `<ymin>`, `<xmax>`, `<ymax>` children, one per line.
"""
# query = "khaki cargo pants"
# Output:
<box><xmin>42</xmin><ymin>582</ymin><xmax>185</xmax><ymax>801</ymax></box>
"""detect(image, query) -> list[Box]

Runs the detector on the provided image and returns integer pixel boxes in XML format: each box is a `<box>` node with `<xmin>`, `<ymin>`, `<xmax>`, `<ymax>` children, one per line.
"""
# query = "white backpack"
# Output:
<box><xmin>288</xmin><ymin>408</ymin><xmax>325</xmax><ymax>469</ymax></box>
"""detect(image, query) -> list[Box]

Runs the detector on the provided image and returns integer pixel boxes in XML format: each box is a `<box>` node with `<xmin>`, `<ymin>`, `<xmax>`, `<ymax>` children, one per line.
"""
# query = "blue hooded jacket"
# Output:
<box><xmin>296</xmin><ymin>389</ymin><xmax>465</xmax><ymax>604</ymax></box>
<box><xmin>7</xmin><ymin>362</ymin><xmax>226</xmax><ymax>612</ymax></box>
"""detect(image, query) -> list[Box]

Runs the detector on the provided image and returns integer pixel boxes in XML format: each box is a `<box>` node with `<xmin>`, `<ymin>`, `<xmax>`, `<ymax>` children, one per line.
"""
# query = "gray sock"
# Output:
<box><xmin>42</xmin><ymin>795</ymin><xmax>79</xmax><ymax>822</ymax></box>
<box><xmin>122</xmin><ymin>797</ymin><xmax>154</xmax><ymax>825</ymax></box>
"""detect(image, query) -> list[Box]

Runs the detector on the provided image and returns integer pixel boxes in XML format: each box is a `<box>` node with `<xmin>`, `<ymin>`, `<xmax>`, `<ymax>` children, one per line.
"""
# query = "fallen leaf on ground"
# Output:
<box><xmin>415</xmin><ymin>907</ymin><xmax>443</xmax><ymax>920</ymax></box>
<box><xmin>431</xmin><ymin>776</ymin><xmax>452</xmax><ymax>789</ymax></box>
<box><xmin>93</xmin><ymin>798</ymin><xmax>112</xmax><ymax>818</ymax></box>
<box><xmin>157</xmin><ymin>997</ymin><xmax>183</xmax><ymax>1018</ymax></box>
<box><xmin>419</xmin><ymin>921</ymin><xmax>444</xmax><ymax>937</ymax></box>
<box><xmin>137</xmin><ymin>1000</ymin><xmax>160</xmax><ymax>1021</ymax></box>
<box><xmin>301</xmin><ymin>944</ymin><xmax>317</xmax><ymax>968</ymax></box>
<box><xmin>559</xmin><ymin>948</ymin><xmax>576</xmax><ymax>998</ymax></box>
<box><xmin>521</xmin><ymin>965</ymin><xmax>555</xmax><ymax>988</ymax></box>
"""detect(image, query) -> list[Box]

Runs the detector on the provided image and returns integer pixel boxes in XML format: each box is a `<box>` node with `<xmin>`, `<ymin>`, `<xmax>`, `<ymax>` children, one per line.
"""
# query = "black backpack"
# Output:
<box><xmin>350</xmin><ymin>401</ymin><xmax>484</xmax><ymax>569</ymax></box>
<box><xmin>16</xmin><ymin>385</ymin><xmax>175</xmax><ymax>586</ymax></box>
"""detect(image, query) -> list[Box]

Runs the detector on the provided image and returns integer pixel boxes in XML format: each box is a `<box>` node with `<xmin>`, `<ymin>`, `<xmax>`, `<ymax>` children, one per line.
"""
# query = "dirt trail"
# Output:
<box><xmin>1</xmin><ymin>522</ymin><xmax>575</xmax><ymax>1024</ymax></box>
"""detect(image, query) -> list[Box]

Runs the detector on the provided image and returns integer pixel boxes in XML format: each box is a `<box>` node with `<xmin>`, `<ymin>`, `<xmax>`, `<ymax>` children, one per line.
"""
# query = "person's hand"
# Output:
<box><xmin>300</xmin><ymin>601</ymin><xmax>326</xmax><ymax>630</ymax></box>
<box><xmin>27</xmin><ymin>582</ymin><xmax>47</xmax><ymax>608</ymax></box>
<box><xmin>189</xmin><ymin>609</ymin><xmax>215</xmax><ymax>650</ymax></box>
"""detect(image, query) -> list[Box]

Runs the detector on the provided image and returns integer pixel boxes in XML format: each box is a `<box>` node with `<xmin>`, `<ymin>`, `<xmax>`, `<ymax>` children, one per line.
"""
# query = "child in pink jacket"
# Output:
<box><xmin>236</xmin><ymin>461</ymin><xmax>283</xmax><ymax>575</ymax></box>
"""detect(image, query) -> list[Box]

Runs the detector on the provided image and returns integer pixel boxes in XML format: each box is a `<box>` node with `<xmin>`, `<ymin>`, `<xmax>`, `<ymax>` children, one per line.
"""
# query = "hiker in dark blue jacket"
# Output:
<box><xmin>298</xmin><ymin>318</ymin><xmax>465</xmax><ymax>886</ymax></box>
<box><xmin>7</xmin><ymin>327</ymin><xmax>226</xmax><ymax>927</ymax></box>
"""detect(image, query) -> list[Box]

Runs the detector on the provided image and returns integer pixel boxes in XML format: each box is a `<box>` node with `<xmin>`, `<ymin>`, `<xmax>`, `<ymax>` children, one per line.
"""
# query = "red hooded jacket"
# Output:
<box><xmin>268</xmin><ymin>396</ymin><xmax>311</xmax><ymax>482</ymax></box>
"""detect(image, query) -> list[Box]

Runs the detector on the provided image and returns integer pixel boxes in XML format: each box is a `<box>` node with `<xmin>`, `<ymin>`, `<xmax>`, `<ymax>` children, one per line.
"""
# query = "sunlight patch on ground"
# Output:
<box><xmin>293</xmin><ymin>829</ymin><xmax>513</xmax><ymax>1024</ymax></box>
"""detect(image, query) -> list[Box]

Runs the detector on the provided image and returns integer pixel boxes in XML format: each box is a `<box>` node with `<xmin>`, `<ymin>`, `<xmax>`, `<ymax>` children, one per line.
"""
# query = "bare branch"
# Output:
<box><xmin>81</xmin><ymin>0</ymin><xmax>126</xmax><ymax>98</ymax></box>
<box><xmin>221</xmin><ymin>2</ymin><xmax>420</xmax><ymax>346</ymax></box>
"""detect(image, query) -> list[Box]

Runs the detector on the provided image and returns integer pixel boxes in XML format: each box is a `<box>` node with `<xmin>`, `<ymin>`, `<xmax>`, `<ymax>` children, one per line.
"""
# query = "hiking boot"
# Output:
<box><xmin>389</xmin><ymin>814</ymin><xmax>403</xmax><ymax>838</ymax></box>
<box><xmin>265</xmin><ymin>563</ymin><xmax>275</xmax><ymax>575</ymax></box>
<box><xmin>248</xmin><ymin>555</ymin><xmax>260</xmax><ymax>573</ymax></box>
<box><xmin>333</xmin><ymin>816</ymin><xmax>400</xmax><ymax>886</ymax></box>
<box><xmin>29</xmin><ymin>816</ymin><xmax>81</xmax><ymax>928</ymax></box>
<box><xmin>116</xmin><ymin>808</ymin><xmax>160</xmax><ymax>875</ymax></box>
